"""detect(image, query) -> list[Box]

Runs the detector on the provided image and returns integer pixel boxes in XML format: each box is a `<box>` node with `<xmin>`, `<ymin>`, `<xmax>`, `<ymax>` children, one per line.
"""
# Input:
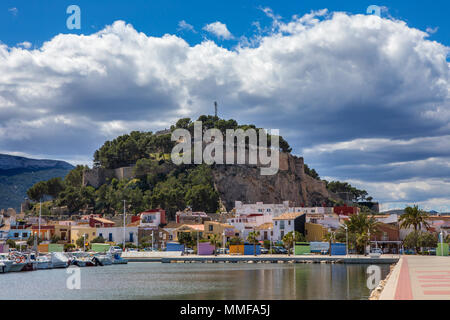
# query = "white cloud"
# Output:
<box><xmin>17</xmin><ymin>41</ymin><xmax>32</xmax><ymax>49</ymax></box>
<box><xmin>426</xmin><ymin>26</ymin><xmax>439</xmax><ymax>34</ymax></box>
<box><xmin>8</xmin><ymin>7</ymin><xmax>18</xmax><ymax>16</ymax></box>
<box><xmin>178</xmin><ymin>20</ymin><xmax>196</xmax><ymax>33</ymax></box>
<box><xmin>203</xmin><ymin>21</ymin><xmax>233</xmax><ymax>40</ymax></box>
<box><xmin>0</xmin><ymin>12</ymin><xmax>449</xmax><ymax>208</ymax></box>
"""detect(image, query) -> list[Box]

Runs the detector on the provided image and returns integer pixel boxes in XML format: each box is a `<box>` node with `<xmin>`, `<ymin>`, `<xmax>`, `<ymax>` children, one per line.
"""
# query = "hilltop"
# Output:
<box><xmin>25</xmin><ymin>115</ymin><xmax>369</xmax><ymax>219</ymax></box>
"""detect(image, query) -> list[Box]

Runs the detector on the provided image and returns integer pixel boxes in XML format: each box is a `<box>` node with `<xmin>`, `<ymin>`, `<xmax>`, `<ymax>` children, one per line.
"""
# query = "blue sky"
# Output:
<box><xmin>1</xmin><ymin>0</ymin><xmax>448</xmax><ymax>48</ymax></box>
<box><xmin>0</xmin><ymin>1</ymin><xmax>449</xmax><ymax>212</ymax></box>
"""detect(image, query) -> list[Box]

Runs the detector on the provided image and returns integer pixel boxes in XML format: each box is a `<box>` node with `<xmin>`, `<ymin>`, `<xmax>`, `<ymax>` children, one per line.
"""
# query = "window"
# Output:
<box><xmin>280</xmin><ymin>221</ymin><xmax>285</xmax><ymax>230</ymax></box>
<box><xmin>99</xmin><ymin>233</ymin><xmax>103</xmax><ymax>238</ymax></box>
<box><xmin>109</xmin><ymin>233</ymin><xmax>113</xmax><ymax>242</ymax></box>
<box><xmin>288</xmin><ymin>220</ymin><xmax>291</xmax><ymax>225</ymax></box>
<box><xmin>209</xmin><ymin>225</ymin><xmax>213</xmax><ymax>232</ymax></box>
<box><xmin>275</xmin><ymin>221</ymin><xmax>277</xmax><ymax>226</ymax></box>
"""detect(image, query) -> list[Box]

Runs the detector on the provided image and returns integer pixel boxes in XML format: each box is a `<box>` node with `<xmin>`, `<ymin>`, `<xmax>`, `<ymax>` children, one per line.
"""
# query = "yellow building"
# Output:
<box><xmin>70</xmin><ymin>226</ymin><xmax>97</xmax><ymax>247</ymax></box>
<box><xmin>174</xmin><ymin>224</ymin><xmax>204</xmax><ymax>242</ymax></box>
<box><xmin>204</xmin><ymin>221</ymin><xmax>240</xmax><ymax>242</ymax></box>
<box><xmin>305</xmin><ymin>223</ymin><xmax>328</xmax><ymax>242</ymax></box>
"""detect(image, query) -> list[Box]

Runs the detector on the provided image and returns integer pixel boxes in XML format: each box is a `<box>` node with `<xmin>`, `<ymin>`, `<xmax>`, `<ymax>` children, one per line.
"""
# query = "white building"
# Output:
<box><xmin>234</xmin><ymin>201</ymin><xmax>291</xmax><ymax>217</ymax></box>
<box><xmin>96</xmin><ymin>226</ymin><xmax>139</xmax><ymax>246</ymax></box>
<box><xmin>272</xmin><ymin>212</ymin><xmax>306</xmax><ymax>241</ymax></box>
<box><xmin>289</xmin><ymin>207</ymin><xmax>333</xmax><ymax>214</ymax></box>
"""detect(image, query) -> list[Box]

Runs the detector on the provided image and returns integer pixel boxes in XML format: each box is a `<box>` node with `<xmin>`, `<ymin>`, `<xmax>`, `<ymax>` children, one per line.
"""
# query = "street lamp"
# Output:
<box><xmin>222</xmin><ymin>231</ymin><xmax>225</xmax><ymax>254</ymax></box>
<box><xmin>123</xmin><ymin>200</ymin><xmax>126</xmax><ymax>252</ymax></box>
<box><xmin>440</xmin><ymin>231</ymin><xmax>444</xmax><ymax>256</ymax></box>
<box><xmin>344</xmin><ymin>225</ymin><xmax>348</xmax><ymax>256</ymax></box>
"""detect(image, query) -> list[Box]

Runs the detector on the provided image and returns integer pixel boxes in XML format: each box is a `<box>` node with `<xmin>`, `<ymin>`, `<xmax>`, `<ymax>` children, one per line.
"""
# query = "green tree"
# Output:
<box><xmin>399</xmin><ymin>205</ymin><xmax>430</xmax><ymax>232</ymax></box>
<box><xmin>45</xmin><ymin>177</ymin><xmax>65</xmax><ymax>198</ymax></box>
<box><xmin>283</xmin><ymin>231</ymin><xmax>305</xmax><ymax>256</ymax></box>
<box><xmin>91</xmin><ymin>236</ymin><xmax>106</xmax><ymax>243</ymax></box>
<box><xmin>209</xmin><ymin>234</ymin><xmax>220</xmax><ymax>256</ymax></box>
<box><xmin>27</xmin><ymin>234</ymin><xmax>42</xmax><ymax>246</ymax></box>
<box><xmin>76</xmin><ymin>236</ymin><xmax>86</xmax><ymax>248</ymax></box>
<box><xmin>343</xmin><ymin>213</ymin><xmax>379</xmax><ymax>254</ymax></box>
<box><xmin>6</xmin><ymin>239</ymin><xmax>16</xmax><ymax>249</ymax></box>
<box><xmin>65</xmin><ymin>165</ymin><xmax>88</xmax><ymax>188</ymax></box>
<box><xmin>50</xmin><ymin>235</ymin><xmax>61</xmax><ymax>244</ymax></box>
<box><xmin>27</xmin><ymin>181</ymin><xmax>48</xmax><ymax>202</ymax></box>
<box><xmin>229</xmin><ymin>236</ymin><xmax>243</xmax><ymax>245</ymax></box>
<box><xmin>178</xmin><ymin>232</ymin><xmax>193</xmax><ymax>247</ymax></box>
<box><xmin>304</xmin><ymin>164</ymin><xmax>320</xmax><ymax>180</ymax></box>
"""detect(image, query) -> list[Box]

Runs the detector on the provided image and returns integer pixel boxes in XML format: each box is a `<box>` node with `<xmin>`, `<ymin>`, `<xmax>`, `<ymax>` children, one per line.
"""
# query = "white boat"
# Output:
<box><xmin>35</xmin><ymin>255</ymin><xmax>53</xmax><ymax>270</ymax></box>
<box><xmin>0</xmin><ymin>254</ymin><xmax>25</xmax><ymax>272</ymax></box>
<box><xmin>94</xmin><ymin>253</ymin><xmax>113</xmax><ymax>266</ymax></box>
<box><xmin>51</xmin><ymin>252</ymin><xmax>69</xmax><ymax>268</ymax></box>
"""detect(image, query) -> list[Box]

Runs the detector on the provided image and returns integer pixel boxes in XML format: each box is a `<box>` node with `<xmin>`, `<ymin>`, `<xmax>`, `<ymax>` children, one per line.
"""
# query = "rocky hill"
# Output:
<box><xmin>0</xmin><ymin>154</ymin><xmax>74</xmax><ymax>210</ymax></box>
<box><xmin>212</xmin><ymin>153</ymin><xmax>338</xmax><ymax>210</ymax></box>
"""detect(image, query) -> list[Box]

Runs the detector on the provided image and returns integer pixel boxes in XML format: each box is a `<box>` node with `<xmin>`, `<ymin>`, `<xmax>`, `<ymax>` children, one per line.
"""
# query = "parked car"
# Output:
<box><xmin>371</xmin><ymin>248</ymin><xmax>383</xmax><ymax>255</ymax></box>
<box><xmin>109</xmin><ymin>246</ymin><xmax>123</xmax><ymax>254</ymax></box>
<box><xmin>217</xmin><ymin>248</ymin><xmax>229</xmax><ymax>254</ymax></box>
<box><xmin>273</xmin><ymin>246</ymin><xmax>288</xmax><ymax>254</ymax></box>
<box><xmin>143</xmin><ymin>247</ymin><xmax>158</xmax><ymax>252</ymax></box>
<box><xmin>260</xmin><ymin>248</ymin><xmax>269</xmax><ymax>254</ymax></box>
<box><xmin>184</xmin><ymin>248</ymin><xmax>195</xmax><ymax>254</ymax></box>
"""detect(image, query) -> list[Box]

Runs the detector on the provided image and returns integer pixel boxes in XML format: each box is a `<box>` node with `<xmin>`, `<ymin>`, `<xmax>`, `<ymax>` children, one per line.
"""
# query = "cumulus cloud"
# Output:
<box><xmin>0</xmin><ymin>10</ymin><xmax>449</xmax><ymax>209</ymax></box>
<box><xmin>203</xmin><ymin>21</ymin><xmax>233</xmax><ymax>40</ymax></box>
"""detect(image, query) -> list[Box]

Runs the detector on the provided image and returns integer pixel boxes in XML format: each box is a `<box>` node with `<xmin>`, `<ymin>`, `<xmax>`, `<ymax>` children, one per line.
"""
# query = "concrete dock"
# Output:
<box><xmin>122</xmin><ymin>252</ymin><xmax>399</xmax><ymax>264</ymax></box>
<box><xmin>380</xmin><ymin>256</ymin><xmax>450</xmax><ymax>300</ymax></box>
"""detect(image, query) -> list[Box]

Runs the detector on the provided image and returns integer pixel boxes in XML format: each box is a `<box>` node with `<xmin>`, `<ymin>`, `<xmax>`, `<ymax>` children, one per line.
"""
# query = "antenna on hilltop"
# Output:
<box><xmin>214</xmin><ymin>101</ymin><xmax>218</xmax><ymax>118</ymax></box>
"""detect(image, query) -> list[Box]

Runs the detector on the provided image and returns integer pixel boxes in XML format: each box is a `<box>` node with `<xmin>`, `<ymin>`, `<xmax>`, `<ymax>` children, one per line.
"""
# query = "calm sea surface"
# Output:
<box><xmin>0</xmin><ymin>262</ymin><xmax>390</xmax><ymax>300</ymax></box>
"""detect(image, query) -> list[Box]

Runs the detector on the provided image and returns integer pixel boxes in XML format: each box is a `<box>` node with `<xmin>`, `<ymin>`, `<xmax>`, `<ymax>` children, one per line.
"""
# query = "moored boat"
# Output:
<box><xmin>51</xmin><ymin>252</ymin><xmax>69</xmax><ymax>268</ymax></box>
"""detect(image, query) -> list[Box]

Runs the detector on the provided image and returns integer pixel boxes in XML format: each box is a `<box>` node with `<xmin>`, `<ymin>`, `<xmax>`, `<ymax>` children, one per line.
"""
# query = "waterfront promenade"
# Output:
<box><xmin>380</xmin><ymin>256</ymin><xmax>450</xmax><ymax>300</ymax></box>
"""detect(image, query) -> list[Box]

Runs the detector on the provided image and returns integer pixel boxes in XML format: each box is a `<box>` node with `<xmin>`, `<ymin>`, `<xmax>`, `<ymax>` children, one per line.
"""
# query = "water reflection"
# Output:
<box><xmin>0</xmin><ymin>262</ymin><xmax>390</xmax><ymax>300</ymax></box>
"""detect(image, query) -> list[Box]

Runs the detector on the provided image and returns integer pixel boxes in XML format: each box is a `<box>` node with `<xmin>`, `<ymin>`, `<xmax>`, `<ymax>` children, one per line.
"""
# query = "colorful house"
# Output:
<box><xmin>89</xmin><ymin>217</ymin><xmax>115</xmax><ymax>228</ymax></box>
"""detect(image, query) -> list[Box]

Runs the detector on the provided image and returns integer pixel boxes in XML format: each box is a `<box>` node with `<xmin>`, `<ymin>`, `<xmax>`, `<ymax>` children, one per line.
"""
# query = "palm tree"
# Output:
<box><xmin>247</xmin><ymin>231</ymin><xmax>260</xmax><ymax>256</ymax></box>
<box><xmin>282</xmin><ymin>231</ymin><xmax>303</xmax><ymax>256</ymax></box>
<box><xmin>344</xmin><ymin>213</ymin><xmax>379</xmax><ymax>254</ymax></box>
<box><xmin>323</xmin><ymin>232</ymin><xmax>335</xmax><ymax>256</ymax></box>
<box><xmin>209</xmin><ymin>234</ymin><xmax>220</xmax><ymax>256</ymax></box>
<box><xmin>399</xmin><ymin>205</ymin><xmax>430</xmax><ymax>231</ymax></box>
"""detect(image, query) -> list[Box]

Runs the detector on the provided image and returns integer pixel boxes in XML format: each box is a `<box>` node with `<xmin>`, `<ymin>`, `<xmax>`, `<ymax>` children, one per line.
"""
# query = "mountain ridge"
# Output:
<box><xmin>0</xmin><ymin>154</ymin><xmax>74</xmax><ymax>210</ymax></box>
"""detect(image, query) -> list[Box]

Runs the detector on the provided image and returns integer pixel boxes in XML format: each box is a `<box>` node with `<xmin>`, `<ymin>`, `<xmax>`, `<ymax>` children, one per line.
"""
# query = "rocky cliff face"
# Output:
<box><xmin>82</xmin><ymin>152</ymin><xmax>339</xmax><ymax>211</ymax></box>
<box><xmin>211</xmin><ymin>153</ymin><xmax>339</xmax><ymax>211</ymax></box>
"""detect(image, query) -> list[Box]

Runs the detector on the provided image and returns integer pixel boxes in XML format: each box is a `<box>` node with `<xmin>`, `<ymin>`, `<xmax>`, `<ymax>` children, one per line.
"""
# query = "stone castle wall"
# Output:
<box><xmin>82</xmin><ymin>166</ymin><xmax>135</xmax><ymax>188</ymax></box>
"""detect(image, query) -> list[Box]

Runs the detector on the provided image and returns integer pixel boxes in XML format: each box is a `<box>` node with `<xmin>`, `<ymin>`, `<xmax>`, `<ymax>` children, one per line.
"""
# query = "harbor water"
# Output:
<box><xmin>0</xmin><ymin>262</ymin><xmax>391</xmax><ymax>300</ymax></box>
